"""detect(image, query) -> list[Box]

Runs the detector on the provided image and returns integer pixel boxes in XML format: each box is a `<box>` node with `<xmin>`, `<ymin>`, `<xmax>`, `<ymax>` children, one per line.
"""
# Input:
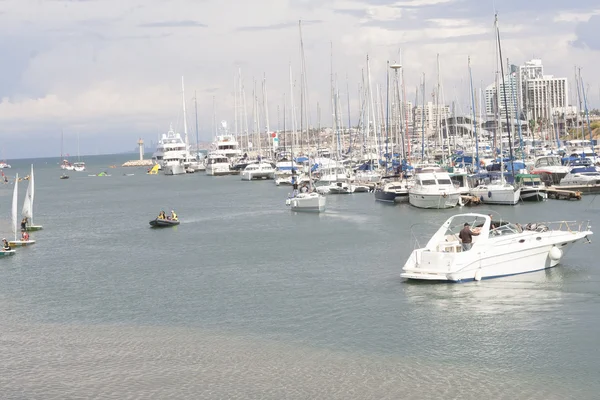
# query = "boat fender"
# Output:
<box><xmin>549</xmin><ymin>246</ymin><xmax>562</xmax><ymax>261</ymax></box>
<box><xmin>458</xmin><ymin>196</ymin><xmax>464</xmax><ymax>207</ymax></box>
<box><xmin>474</xmin><ymin>269</ymin><xmax>482</xmax><ymax>281</ymax></box>
<box><xmin>488</xmin><ymin>191</ymin><xmax>492</xmax><ymax>198</ymax></box>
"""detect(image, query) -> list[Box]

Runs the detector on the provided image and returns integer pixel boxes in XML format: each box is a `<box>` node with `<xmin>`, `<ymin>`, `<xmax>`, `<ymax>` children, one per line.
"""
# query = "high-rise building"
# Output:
<box><xmin>412</xmin><ymin>101</ymin><xmax>450</xmax><ymax>135</ymax></box>
<box><xmin>484</xmin><ymin>66</ymin><xmax>519</xmax><ymax>119</ymax></box>
<box><xmin>517</xmin><ymin>59</ymin><xmax>569</xmax><ymax>122</ymax></box>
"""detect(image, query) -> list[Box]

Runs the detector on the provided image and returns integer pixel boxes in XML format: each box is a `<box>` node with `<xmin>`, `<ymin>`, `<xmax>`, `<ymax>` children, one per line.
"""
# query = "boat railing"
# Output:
<box><xmin>522</xmin><ymin>220</ymin><xmax>592</xmax><ymax>234</ymax></box>
<box><xmin>409</xmin><ymin>223</ymin><xmax>440</xmax><ymax>250</ymax></box>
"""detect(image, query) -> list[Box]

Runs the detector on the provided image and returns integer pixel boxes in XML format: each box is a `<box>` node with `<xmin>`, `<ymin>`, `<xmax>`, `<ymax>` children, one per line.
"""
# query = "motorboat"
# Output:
<box><xmin>205</xmin><ymin>154</ymin><xmax>231</xmax><ymax>176</ymax></box>
<box><xmin>531</xmin><ymin>155</ymin><xmax>570</xmax><ymax>186</ymax></box>
<box><xmin>401</xmin><ymin>213</ymin><xmax>593</xmax><ymax>282</ymax></box>
<box><xmin>514</xmin><ymin>174</ymin><xmax>547</xmax><ymax>202</ymax></box>
<box><xmin>409</xmin><ymin>170</ymin><xmax>461</xmax><ymax>209</ymax></box>
<box><xmin>73</xmin><ymin>162</ymin><xmax>86</xmax><ymax>172</ymax></box>
<box><xmin>149</xmin><ymin>218</ymin><xmax>180</xmax><ymax>227</ymax></box>
<box><xmin>559</xmin><ymin>166</ymin><xmax>600</xmax><ymax>186</ymax></box>
<box><xmin>286</xmin><ymin>191</ymin><xmax>326</xmax><ymax>213</ymax></box>
<box><xmin>0</xmin><ymin>161</ymin><xmax>11</xmax><ymax>169</ymax></box>
<box><xmin>60</xmin><ymin>174</ymin><xmax>69</xmax><ymax>179</ymax></box>
<box><xmin>0</xmin><ymin>249</ymin><xmax>16</xmax><ymax>256</ymax></box>
<box><xmin>241</xmin><ymin>162</ymin><xmax>275</xmax><ymax>181</ymax></box>
<box><xmin>60</xmin><ymin>159</ymin><xmax>74</xmax><ymax>171</ymax></box>
<box><xmin>470</xmin><ymin>181</ymin><xmax>521</xmax><ymax>205</ymax></box>
<box><xmin>163</xmin><ymin>160</ymin><xmax>186</xmax><ymax>176</ymax></box>
<box><xmin>374</xmin><ymin>180</ymin><xmax>410</xmax><ymax>203</ymax></box>
<box><xmin>317</xmin><ymin>181</ymin><xmax>355</xmax><ymax>194</ymax></box>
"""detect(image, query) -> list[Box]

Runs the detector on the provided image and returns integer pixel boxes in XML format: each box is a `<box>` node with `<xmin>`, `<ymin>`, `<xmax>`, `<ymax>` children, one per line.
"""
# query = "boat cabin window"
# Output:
<box><xmin>437</xmin><ymin>179</ymin><xmax>452</xmax><ymax>185</ymax></box>
<box><xmin>489</xmin><ymin>223</ymin><xmax>520</xmax><ymax>237</ymax></box>
<box><xmin>421</xmin><ymin>179</ymin><xmax>436</xmax><ymax>185</ymax></box>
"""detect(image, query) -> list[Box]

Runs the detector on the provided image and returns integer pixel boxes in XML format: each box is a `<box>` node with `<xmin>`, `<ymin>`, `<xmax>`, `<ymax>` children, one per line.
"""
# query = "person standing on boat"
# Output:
<box><xmin>2</xmin><ymin>238</ymin><xmax>11</xmax><ymax>251</ymax></box>
<box><xmin>21</xmin><ymin>217</ymin><xmax>28</xmax><ymax>231</ymax></box>
<box><xmin>458</xmin><ymin>222</ymin><xmax>479</xmax><ymax>251</ymax></box>
<box><xmin>291</xmin><ymin>171</ymin><xmax>298</xmax><ymax>196</ymax></box>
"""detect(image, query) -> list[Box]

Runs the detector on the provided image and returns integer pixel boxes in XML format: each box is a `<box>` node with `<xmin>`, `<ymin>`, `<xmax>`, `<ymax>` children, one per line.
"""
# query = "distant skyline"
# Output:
<box><xmin>1</xmin><ymin>0</ymin><xmax>599</xmax><ymax>158</ymax></box>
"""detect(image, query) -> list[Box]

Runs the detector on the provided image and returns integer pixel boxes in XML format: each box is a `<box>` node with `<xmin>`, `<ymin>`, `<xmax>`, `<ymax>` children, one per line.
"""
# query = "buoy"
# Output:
<box><xmin>549</xmin><ymin>246</ymin><xmax>563</xmax><ymax>261</ymax></box>
<box><xmin>474</xmin><ymin>269</ymin><xmax>482</xmax><ymax>281</ymax></box>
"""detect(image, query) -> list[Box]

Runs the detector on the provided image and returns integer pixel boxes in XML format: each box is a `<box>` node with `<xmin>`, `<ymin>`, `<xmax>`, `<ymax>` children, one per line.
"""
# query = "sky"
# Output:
<box><xmin>0</xmin><ymin>0</ymin><xmax>599</xmax><ymax>158</ymax></box>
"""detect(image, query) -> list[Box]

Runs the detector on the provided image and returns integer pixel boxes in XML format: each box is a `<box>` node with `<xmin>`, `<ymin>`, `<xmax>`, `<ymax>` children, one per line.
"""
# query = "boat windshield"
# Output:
<box><xmin>489</xmin><ymin>223</ymin><xmax>521</xmax><ymax>237</ymax></box>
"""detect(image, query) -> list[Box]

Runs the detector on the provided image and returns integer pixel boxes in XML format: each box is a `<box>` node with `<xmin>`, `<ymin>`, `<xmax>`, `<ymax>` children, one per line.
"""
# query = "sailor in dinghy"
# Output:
<box><xmin>149</xmin><ymin>210</ymin><xmax>180</xmax><ymax>227</ymax></box>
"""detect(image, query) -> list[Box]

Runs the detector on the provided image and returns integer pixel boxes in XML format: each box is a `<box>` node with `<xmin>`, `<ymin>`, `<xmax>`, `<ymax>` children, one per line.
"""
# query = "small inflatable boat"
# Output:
<box><xmin>149</xmin><ymin>218</ymin><xmax>180</xmax><ymax>227</ymax></box>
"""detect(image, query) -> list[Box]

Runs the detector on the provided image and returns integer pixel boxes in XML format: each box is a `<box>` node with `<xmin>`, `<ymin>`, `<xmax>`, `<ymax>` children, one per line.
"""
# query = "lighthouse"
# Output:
<box><xmin>138</xmin><ymin>138</ymin><xmax>144</xmax><ymax>160</ymax></box>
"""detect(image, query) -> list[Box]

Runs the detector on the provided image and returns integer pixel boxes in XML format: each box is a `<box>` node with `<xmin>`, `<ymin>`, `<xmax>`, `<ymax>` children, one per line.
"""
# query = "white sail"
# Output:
<box><xmin>22</xmin><ymin>165</ymin><xmax>33</xmax><ymax>221</ymax></box>
<box><xmin>12</xmin><ymin>173</ymin><xmax>18</xmax><ymax>241</ymax></box>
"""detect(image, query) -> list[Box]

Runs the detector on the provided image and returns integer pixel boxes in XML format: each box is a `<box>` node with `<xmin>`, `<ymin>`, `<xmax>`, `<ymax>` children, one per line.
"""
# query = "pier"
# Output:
<box><xmin>546</xmin><ymin>188</ymin><xmax>582</xmax><ymax>200</ymax></box>
<box><xmin>122</xmin><ymin>159</ymin><xmax>154</xmax><ymax>167</ymax></box>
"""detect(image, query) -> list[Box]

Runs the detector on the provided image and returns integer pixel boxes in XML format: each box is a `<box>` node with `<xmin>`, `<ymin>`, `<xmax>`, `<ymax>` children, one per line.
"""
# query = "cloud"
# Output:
<box><xmin>0</xmin><ymin>0</ymin><xmax>599</xmax><ymax>157</ymax></box>
<box><xmin>571</xmin><ymin>15</ymin><xmax>600</xmax><ymax>50</ymax></box>
<box><xmin>138</xmin><ymin>20</ymin><xmax>207</xmax><ymax>28</ymax></box>
<box><xmin>237</xmin><ymin>19</ymin><xmax>322</xmax><ymax>32</ymax></box>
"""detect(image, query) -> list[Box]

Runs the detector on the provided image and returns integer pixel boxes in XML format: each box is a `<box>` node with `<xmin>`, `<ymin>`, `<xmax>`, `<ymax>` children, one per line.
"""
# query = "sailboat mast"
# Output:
<box><xmin>194</xmin><ymin>91</ymin><xmax>199</xmax><ymax>154</ymax></box>
<box><xmin>497</xmin><ymin>14</ymin><xmax>516</xmax><ymax>181</ymax></box>
<box><xmin>468</xmin><ymin>56</ymin><xmax>480</xmax><ymax>172</ymax></box>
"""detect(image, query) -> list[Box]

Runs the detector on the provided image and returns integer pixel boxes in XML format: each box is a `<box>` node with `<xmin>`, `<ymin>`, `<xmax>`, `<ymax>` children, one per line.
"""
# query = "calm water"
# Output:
<box><xmin>1</xmin><ymin>154</ymin><xmax>599</xmax><ymax>399</ymax></box>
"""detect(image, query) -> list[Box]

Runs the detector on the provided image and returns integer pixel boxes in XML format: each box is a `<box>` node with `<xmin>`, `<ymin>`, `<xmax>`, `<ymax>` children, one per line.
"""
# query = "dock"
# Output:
<box><xmin>546</xmin><ymin>188</ymin><xmax>582</xmax><ymax>200</ymax></box>
<box><xmin>122</xmin><ymin>160</ymin><xmax>154</xmax><ymax>167</ymax></box>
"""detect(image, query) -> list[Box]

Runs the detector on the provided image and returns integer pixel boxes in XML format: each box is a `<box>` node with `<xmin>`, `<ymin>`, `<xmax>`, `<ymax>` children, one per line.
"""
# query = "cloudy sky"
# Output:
<box><xmin>0</xmin><ymin>0</ymin><xmax>599</xmax><ymax>158</ymax></box>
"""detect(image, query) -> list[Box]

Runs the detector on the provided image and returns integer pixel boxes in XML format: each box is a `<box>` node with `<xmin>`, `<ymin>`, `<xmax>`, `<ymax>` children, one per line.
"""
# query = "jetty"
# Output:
<box><xmin>123</xmin><ymin>138</ymin><xmax>154</xmax><ymax>167</ymax></box>
<box><xmin>122</xmin><ymin>159</ymin><xmax>153</xmax><ymax>167</ymax></box>
<box><xmin>546</xmin><ymin>188</ymin><xmax>582</xmax><ymax>200</ymax></box>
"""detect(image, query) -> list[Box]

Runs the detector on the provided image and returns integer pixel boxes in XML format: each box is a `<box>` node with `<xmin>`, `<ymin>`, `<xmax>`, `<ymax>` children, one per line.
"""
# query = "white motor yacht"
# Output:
<box><xmin>210</xmin><ymin>129</ymin><xmax>242</xmax><ymax>161</ymax></box>
<box><xmin>531</xmin><ymin>155</ymin><xmax>570</xmax><ymax>185</ymax></box>
<box><xmin>241</xmin><ymin>162</ymin><xmax>275</xmax><ymax>181</ymax></box>
<box><xmin>317</xmin><ymin>181</ymin><xmax>355</xmax><ymax>194</ymax></box>
<box><xmin>401</xmin><ymin>213</ymin><xmax>592</xmax><ymax>282</ymax></box>
<box><xmin>205</xmin><ymin>154</ymin><xmax>231</xmax><ymax>176</ymax></box>
<box><xmin>409</xmin><ymin>170</ymin><xmax>461</xmax><ymax>209</ymax></box>
<box><xmin>559</xmin><ymin>166</ymin><xmax>600</xmax><ymax>186</ymax></box>
<box><xmin>73</xmin><ymin>162</ymin><xmax>86</xmax><ymax>172</ymax></box>
<box><xmin>152</xmin><ymin>125</ymin><xmax>193</xmax><ymax>176</ymax></box>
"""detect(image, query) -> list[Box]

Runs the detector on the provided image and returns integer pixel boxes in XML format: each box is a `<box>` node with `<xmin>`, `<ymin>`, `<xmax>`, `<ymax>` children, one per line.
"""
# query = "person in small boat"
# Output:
<box><xmin>157</xmin><ymin>211</ymin><xmax>166</xmax><ymax>219</ymax></box>
<box><xmin>458</xmin><ymin>222</ymin><xmax>480</xmax><ymax>251</ymax></box>
<box><xmin>2</xmin><ymin>238</ymin><xmax>11</xmax><ymax>251</ymax></box>
<box><xmin>170</xmin><ymin>210</ymin><xmax>178</xmax><ymax>221</ymax></box>
<box><xmin>21</xmin><ymin>231</ymin><xmax>30</xmax><ymax>241</ymax></box>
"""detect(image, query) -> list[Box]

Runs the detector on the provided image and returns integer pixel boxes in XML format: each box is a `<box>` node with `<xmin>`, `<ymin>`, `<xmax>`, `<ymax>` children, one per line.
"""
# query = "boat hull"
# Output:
<box><xmin>149</xmin><ymin>219</ymin><xmax>180</xmax><ymax>227</ymax></box>
<box><xmin>25</xmin><ymin>225</ymin><xmax>43</xmax><ymax>232</ymax></box>
<box><xmin>8</xmin><ymin>240</ymin><xmax>36</xmax><ymax>247</ymax></box>
<box><xmin>163</xmin><ymin>164</ymin><xmax>186</xmax><ymax>176</ymax></box>
<box><xmin>520</xmin><ymin>189</ymin><xmax>547</xmax><ymax>202</ymax></box>
<box><xmin>409</xmin><ymin>193</ymin><xmax>460</xmax><ymax>209</ymax></box>
<box><xmin>241</xmin><ymin>172</ymin><xmax>274</xmax><ymax>181</ymax></box>
<box><xmin>374</xmin><ymin>189</ymin><xmax>397</xmax><ymax>203</ymax></box>
<box><xmin>287</xmin><ymin>193</ymin><xmax>326</xmax><ymax>213</ymax></box>
<box><xmin>470</xmin><ymin>187</ymin><xmax>521</xmax><ymax>205</ymax></box>
<box><xmin>0</xmin><ymin>250</ymin><xmax>16</xmax><ymax>256</ymax></box>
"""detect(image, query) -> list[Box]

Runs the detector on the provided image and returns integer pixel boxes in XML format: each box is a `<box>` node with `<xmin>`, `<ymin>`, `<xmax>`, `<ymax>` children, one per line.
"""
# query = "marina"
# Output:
<box><xmin>2</xmin><ymin>3</ymin><xmax>600</xmax><ymax>399</ymax></box>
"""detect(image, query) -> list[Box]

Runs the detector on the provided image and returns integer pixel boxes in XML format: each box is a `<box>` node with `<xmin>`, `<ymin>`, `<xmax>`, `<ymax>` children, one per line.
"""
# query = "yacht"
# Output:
<box><xmin>286</xmin><ymin>191</ymin><xmax>326</xmax><ymax>212</ymax></box>
<box><xmin>151</xmin><ymin>125</ymin><xmax>193</xmax><ymax>176</ymax></box>
<box><xmin>60</xmin><ymin>160</ymin><xmax>74</xmax><ymax>171</ymax></box>
<box><xmin>205</xmin><ymin>154</ymin><xmax>231</xmax><ymax>176</ymax></box>
<box><xmin>409</xmin><ymin>169</ymin><xmax>461</xmax><ymax>209</ymax></box>
<box><xmin>0</xmin><ymin>161</ymin><xmax>11</xmax><ymax>169</ymax></box>
<box><xmin>531</xmin><ymin>155</ymin><xmax>570</xmax><ymax>186</ymax></box>
<box><xmin>73</xmin><ymin>162</ymin><xmax>86</xmax><ymax>172</ymax></box>
<box><xmin>317</xmin><ymin>181</ymin><xmax>355</xmax><ymax>194</ymax></box>
<box><xmin>210</xmin><ymin>129</ymin><xmax>242</xmax><ymax>161</ymax></box>
<box><xmin>374</xmin><ymin>179</ymin><xmax>410</xmax><ymax>203</ymax></box>
<box><xmin>514</xmin><ymin>174</ymin><xmax>547</xmax><ymax>202</ymax></box>
<box><xmin>401</xmin><ymin>213</ymin><xmax>593</xmax><ymax>282</ymax></box>
<box><xmin>470</xmin><ymin>180</ymin><xmax>521</xmax><ymax>205</ymax></box>
<box><xmin>241</xmin><ymin>162</ymin><xmax>275</xmax><ymax>181</ymax></box>
<box><xmin>559</xmin><ymin>166</ymin><xmax>600</xmax><ymax>186</ymax></box>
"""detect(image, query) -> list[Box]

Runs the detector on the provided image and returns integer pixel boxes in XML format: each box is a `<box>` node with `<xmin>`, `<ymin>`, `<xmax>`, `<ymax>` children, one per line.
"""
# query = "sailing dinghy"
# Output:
<box><xmin>9</xmin><ymin>173</ymin><xmax>36</xmax><ymax>247</ymax></box>
<box><xmin>23</xmin><ymin>164</ymin><xmax>43</xmax><ymax>231</ymax></box>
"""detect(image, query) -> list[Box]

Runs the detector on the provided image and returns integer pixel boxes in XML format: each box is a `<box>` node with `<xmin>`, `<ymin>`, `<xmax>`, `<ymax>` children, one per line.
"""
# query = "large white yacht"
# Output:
<box><xmin>151</xmin><ymin>125</ymin><xmax>193</xmax><ymax>175</ymax></box>
<box><xmin>401</xmin><ymin>213</ymin><xmax>592</xmax><ymax>282</ymax></box>
<box><xmin>559</xmin><ymin>166</ymin><xmax>600</xmax><ymax>186</ymax></box>
<box><xmin>210</xmin><ymin>122</ymin><xmax>242</xmax><ymax>161</ymax></box>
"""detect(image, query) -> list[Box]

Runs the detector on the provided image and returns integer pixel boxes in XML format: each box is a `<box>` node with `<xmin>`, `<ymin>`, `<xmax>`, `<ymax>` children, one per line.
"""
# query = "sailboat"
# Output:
<box><xmin>285</xmin><ymin>21</ymin><xmax>326</xmax><ymax>213</ymax></box>
<box><xmin>73</xmin><ymin>132</ymin><xmax>86</xmax><ymax>171</ymax></box>
<box><xmin>22</xmin><ymin>164</ymin><xmax>43</xmax><ymax>231</ymax></box>
<box><xmin>9</xmin><ymin>173</ymin><xmax>36</xmax><ymax>247</ymax></box>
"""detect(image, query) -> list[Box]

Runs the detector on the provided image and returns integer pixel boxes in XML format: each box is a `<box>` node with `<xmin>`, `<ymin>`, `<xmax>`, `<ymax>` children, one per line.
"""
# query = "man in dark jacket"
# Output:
<box><xmin>458</xmin><ymin>222</ymin><xmax>479</xmax><ymax>251</ymax></box>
